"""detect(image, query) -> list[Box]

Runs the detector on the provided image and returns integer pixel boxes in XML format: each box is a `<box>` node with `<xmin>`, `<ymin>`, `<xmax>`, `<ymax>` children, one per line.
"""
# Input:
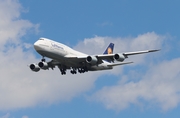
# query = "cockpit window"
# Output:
<box><xmin>39</xmin><ymin>38</ymin><xmax>44</xmax><ymax>40</ymax></box>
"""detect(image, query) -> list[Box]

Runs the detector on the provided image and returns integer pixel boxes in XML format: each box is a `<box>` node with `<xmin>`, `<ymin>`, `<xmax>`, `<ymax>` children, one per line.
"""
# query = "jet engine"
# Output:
<box><xmin>86</xmin><ymin>56</ymin><xmax>98</xmax><ymax>65</ymax></box>
<box><xmin>114</xmin><ymin>53</ymin><xmax>126</xmax><ymax>62</ymax></box>
<box><xmin>29</xmin><ymin>64</ymin><xmax>40</xmax><ymax>72</ymax></box>
<box><xmin>38</xmin><ymin>62</ymin><xmax>49</xmax><ymax>70</ymax></box>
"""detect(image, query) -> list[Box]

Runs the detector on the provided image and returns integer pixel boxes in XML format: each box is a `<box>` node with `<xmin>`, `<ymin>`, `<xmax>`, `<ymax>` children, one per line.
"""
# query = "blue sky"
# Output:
<box><xmin>0</xmin><ymin>0</ymin><xmax>180</xmax><ymax>118</ymax></box>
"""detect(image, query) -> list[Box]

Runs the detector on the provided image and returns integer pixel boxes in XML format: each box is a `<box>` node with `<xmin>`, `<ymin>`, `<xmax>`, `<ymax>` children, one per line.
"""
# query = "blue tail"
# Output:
<box><xmin>103</xmin><ymin>43</ymin><xmax>114</xmax><ymax>54</ymax></box>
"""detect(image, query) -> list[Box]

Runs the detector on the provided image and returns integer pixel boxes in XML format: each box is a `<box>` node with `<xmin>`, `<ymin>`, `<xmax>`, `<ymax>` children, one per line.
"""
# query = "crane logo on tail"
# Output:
<box><xmin>103</xmin><ymin>43</ymin><xmax>114</xmax><ymax>55</ymax></box>
<box><xmin>108</xmin><ymin>47</ymin><xmax>113</xmax><ymax>54</ymax></box>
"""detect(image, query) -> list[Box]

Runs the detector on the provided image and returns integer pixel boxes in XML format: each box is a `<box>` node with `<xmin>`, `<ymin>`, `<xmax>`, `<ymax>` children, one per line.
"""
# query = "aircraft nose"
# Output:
<box><xmin>34</xmin><ymin>41</ymin><xmax>41</xmax><ymax>51</ymax></box>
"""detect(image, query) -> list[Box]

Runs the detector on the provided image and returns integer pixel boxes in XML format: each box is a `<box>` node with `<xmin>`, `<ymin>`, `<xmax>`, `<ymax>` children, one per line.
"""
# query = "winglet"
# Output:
<box><xmin>148</xmin><ymin>49</ymin><xmax>161</xmax><ymax>52</ymax></box>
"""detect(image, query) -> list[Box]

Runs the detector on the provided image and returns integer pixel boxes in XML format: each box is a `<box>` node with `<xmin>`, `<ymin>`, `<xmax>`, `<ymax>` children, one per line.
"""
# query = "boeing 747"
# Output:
<box><xmin>29</xmin><ymin>38</ymin><xmax>159</xmax><ymax>75</ymax></box>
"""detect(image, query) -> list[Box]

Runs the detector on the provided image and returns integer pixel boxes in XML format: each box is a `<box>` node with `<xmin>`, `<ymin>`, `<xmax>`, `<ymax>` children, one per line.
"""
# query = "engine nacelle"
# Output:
<box><xmin>38</xmin><ymin>62</ymin><xmax>49</xmax><ymax>70</ymax></box>
<box><xmin>86</xmin><ymin>56</ymin><xmax>98</xmax><ymax>65</ymax></box>
<box><xmin>30</xmin><ymin>64</ymin><xmax>40</xmax><ymax>72</ymax></box>
<box><xmin>114</xmin><ymin>53</ymin><xmax>125</xmax><ymax>62</ymax></box>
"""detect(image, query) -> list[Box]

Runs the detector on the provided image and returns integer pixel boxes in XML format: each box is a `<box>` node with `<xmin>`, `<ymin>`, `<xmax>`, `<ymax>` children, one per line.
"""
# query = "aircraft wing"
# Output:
<box><xmin>93</xmin><ymin>49</ymin><xmax>160</xmax><ymax>62</ymax></box>
<box><xmin>64</xmin><ymin>49</ymin><xmax>159</xmax><ymax>65</ymax></box>
<box><xmin>65</xmin><ymin>54</ymin><xmax>115</xmax><ymax>64</ymax></box>
<box><xmin>123</xmin><ymin>49</ymin><xmax>160</xmax><ymax>56</ymax></box>
<box><xmin>30</xmin><ymin>49</ymin><xmax>159</xmax><ymax>73</ymax></box>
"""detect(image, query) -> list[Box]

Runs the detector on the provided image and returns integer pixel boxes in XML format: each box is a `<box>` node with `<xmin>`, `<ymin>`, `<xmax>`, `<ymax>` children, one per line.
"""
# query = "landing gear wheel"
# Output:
<box><xmin>61</xmin><ymin>71</ymin><xmax>66</xmax><ymax>75</ymax></box>
<box><xmin>60</xmin><ymin>68</ymin><xmax>66</xmax><ymax>75</ymax></box>
<box><xmin>70</xmin><ymin>69</ymin><xmax>77</xmax><ymax>74</ymax></box>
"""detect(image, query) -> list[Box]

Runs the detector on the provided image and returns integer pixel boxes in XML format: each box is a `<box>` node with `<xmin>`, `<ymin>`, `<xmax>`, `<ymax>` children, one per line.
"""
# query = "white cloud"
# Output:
<box><xmin>0</xmin><ymin>113</ymin><xmax>27</xmax><ymax>118</ymax></box>
<box><xmin>22</xmin><ymin>115</ymin><xmax>28</xmax><ymax>118</ymax></box>
<box><xmin>0</xmin><ymin>0</ymin><xmax>178</xmax><ymax>112</ymax></box>
<box><xmin>91</xmin><ymin>50</ymin><xmax>180</xmax><ymax>111</ymax></box>
<box><xmin>0</xmin><ymin>0</ymin><xmax>100</xmax><ymax>110</ymax></box>
<box><xmin>76</xmin><ymin>32</ymin><xmax>180</xmax><ymax>112</ymax></box>
<box><xmin>0</xmin><ymin>0</ymin><xmax>37</xmax><ymax>46</ymax></box>
<box><xmin>0</xmin><ymin>0</ymin><xmax>98</xmax><ymax>110</ymax></box>
<box><xmin>0</xmin><ymin>113</ymin><xmax>10</xmax><ymax>118</ymax></box>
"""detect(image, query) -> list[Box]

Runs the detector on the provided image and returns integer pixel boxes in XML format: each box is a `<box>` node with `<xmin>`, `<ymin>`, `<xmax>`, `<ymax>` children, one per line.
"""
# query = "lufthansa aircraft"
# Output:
<box><xmin>29</xmin><ymin>38</ymin><xmax>159</xmax><ymax>75</ymax></box>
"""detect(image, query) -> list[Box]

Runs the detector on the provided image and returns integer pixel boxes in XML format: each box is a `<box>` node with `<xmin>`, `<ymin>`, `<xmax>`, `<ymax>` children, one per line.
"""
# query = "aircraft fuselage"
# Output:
<box><xmin>34</xmin><ymin>38</ymin><xmax>112</xmax><ymax>71</ymax></box>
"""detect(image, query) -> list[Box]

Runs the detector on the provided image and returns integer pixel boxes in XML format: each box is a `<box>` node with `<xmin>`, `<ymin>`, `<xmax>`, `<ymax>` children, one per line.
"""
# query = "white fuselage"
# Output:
<box><xmin>34</xmin><ymin>38</ymin><xmax>112</xmax><ymax>71</ymax></box>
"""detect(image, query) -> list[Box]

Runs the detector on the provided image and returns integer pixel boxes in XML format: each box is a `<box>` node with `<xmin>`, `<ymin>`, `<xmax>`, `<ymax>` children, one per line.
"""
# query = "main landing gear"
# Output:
<box><xmin>58</xmin><ymin>65</ymin><xmax>67</xmax><ymax>75</ymax></box>
<box><xmin>60</xmin><ymin>68</ymin><xmax>66</xmax><ymax>75</ymax></box>
<box><xmin>70</xmin><ymin>67</ymin><xmax>88</xmax><ymax>74</ymax></box>
<box><xmin>78</xmin><ymin>67</ymin><xmax>88</xmax><ymax>73</ymax></box>
<box><xmin>70</xmin><ymin>69</ymin><xmax>77</xmax><ymax>74</ymax></box>
<box><xmin>59</xmin><ymin>67</ymin><xmax>88</xmax><ymax>75</ymax></box>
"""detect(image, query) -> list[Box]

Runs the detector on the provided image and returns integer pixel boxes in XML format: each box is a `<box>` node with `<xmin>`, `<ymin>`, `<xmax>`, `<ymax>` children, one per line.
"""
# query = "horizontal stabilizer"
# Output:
<box><xmin>108</xmin><ymin>61</ymin><xmax>133</xmax><ymax>67</ymax></box>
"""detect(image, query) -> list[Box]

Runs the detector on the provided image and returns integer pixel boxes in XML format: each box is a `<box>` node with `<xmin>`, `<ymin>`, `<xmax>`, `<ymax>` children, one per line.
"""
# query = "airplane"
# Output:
<box><xmin>29</xmin><ymin>37</ymin><xmax>159</xmax><ymax>75</ymax></box>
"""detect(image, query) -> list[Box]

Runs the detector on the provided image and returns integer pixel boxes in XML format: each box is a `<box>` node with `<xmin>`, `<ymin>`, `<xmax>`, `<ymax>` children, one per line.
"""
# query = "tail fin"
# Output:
<box><xmin>103</xmin><ymin>43</ymin><xmax>114</xmax><ymax>54</ymax></box>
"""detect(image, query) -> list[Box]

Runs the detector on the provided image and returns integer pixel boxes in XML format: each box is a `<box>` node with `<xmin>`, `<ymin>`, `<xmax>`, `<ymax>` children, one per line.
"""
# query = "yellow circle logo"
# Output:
<box><xmin>108</xmin><ymin>47</ymin><xmax>112</xmax><ymax>54</ymax></box>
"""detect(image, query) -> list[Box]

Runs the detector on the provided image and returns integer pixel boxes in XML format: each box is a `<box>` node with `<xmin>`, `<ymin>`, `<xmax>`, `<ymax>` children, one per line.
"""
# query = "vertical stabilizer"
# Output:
<box><xmin>103</xmin><ymin>43</ymin><xmax>114</xmax><ymax>63</ymax></box>
<box><xmin>103</xmin><ymin>43</ymin><xmax>114</xmax><ymax>54</ymax></box>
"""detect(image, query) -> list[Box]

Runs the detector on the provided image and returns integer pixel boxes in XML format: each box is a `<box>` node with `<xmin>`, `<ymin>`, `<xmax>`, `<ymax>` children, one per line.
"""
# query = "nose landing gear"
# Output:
<box><xmin>41</xmin><ymin>56</ymin><xmax>46</xmax><ymax>62</ymax></box>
